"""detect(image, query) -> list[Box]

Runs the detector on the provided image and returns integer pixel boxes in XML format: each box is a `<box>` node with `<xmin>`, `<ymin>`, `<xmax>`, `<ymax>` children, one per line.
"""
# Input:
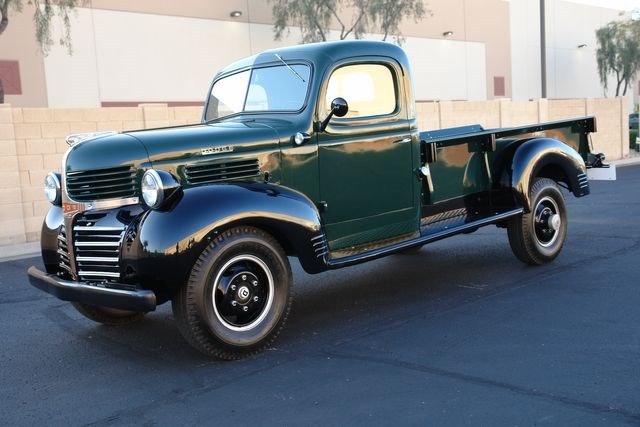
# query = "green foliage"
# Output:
<box><xmin>270</xmin><ymin>0</ymin><xmax>430</xmax><ymax>45</ymax></box>
<box><xmin>595</xmin><ymin>19</ymin><xmax>640</xmax><ymax>97</ymax></box>
<box><xmin>0</xmin><ymin>0</ymin><xmax>85</xmax><ymax>55</ymax></box>
<box><xmin>631</xmin><ymin>129</ymin><xmax>638</xmax><ymax>149</ymax></box>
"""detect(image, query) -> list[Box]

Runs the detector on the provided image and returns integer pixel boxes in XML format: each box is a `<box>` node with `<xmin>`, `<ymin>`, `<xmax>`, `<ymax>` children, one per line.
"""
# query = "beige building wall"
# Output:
<box><xmin>0</xmin><ymin>4</ymin><xmax>48</xmax><ymax>107</ymax></box>
<box><xmin>510</xmin><ymin>0</ymin><xmax>631</xmax><ymax>103</ymax></box>
<box><xmin>88</xmin><ymin>0</ymin><xmax>512</xmax><ymax>100</ymax></box>
<box><xmin>3</xmin><ymin>0</ymin><xmax>512</xmax><ymax>107</ymax></box>
<box><xmin>41</xmin><ymin>6</ymin><xmax>489</xmax><ymax>106</ymax></box>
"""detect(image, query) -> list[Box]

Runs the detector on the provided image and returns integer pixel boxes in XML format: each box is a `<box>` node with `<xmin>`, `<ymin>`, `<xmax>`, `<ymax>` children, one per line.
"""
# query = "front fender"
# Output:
<box><xmin>128</xmin><ymin>182</ymin><xmax>325</xmax><ymax>302</ymax></box>
<box><xmin>511</xmin><ymin>138</ymin><xmax>588</xmax><ymax>212</ymax></box>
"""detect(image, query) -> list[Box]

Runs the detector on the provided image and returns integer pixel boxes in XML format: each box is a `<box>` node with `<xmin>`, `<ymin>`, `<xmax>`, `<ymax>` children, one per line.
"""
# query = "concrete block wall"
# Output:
<box><xmin>415</xmin><ymin>97</ymin><xmax>627</xmax><ymax>161</ymax></box>
<box><xmin>0</xmin><ymin>99</ymin><xmax>628</xmax><ymax>246</ymax></box>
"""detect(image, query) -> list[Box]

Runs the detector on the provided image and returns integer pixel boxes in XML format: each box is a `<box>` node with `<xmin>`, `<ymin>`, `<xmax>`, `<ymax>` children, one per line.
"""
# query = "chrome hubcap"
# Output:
<box><xmin>548</xmin><ymin>214</ymin><xmax>561</xmax><ymax>231</ymax></box>
<box><xmin>533</xmin><ymin>196</ymin><xmax>561</xmax><ymax>247</ymax></box>
<box><xmin>212</xmin><ymin>255</ymin><xmax>274</xmax><ymax>332</ymax></box>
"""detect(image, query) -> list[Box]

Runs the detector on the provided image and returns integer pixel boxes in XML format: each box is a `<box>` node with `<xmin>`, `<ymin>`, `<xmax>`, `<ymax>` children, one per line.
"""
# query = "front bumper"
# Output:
<box><xmin>27</xmin><ymin>266</ymin><xmax>156</xmax><ymax>312</ymax></box>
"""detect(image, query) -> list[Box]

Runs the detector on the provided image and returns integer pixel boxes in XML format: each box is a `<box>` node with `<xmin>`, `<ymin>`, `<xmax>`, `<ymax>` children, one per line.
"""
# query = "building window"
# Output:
<box><xmin>0</xmin><ymin>60</ymin><xmax>22</xmax><ymax>95</ymax></box>
<box><xmin>494</xmin><ymin>76</ymin><xmax>505</xmax><ymax>97</ymax></box>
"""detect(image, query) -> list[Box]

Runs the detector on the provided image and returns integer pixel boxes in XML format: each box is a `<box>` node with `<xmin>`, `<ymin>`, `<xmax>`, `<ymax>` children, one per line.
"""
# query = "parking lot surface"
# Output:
<box><xmin>1</xmin><ymin>166</ymin><xmax>638</xmax><ymax>426</ymax></box>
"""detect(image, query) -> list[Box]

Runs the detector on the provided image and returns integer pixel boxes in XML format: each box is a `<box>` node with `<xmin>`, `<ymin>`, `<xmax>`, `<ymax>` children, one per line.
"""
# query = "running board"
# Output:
<box><xmin>326</xmin><ymin>208</ymin><xmax>523</xmax><ymax>269</ymax></box>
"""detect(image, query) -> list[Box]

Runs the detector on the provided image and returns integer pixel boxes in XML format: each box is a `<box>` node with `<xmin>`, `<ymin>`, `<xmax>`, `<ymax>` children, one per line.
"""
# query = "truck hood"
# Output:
<box><xmin>126</xmin><ymin>122</ymin><xmax>281</xmax><ymax>166</ymax></box>
<box><xmin>65</xmin><ymin>122</ymin><xmax>281</xmax><ymax>174</ymax></box>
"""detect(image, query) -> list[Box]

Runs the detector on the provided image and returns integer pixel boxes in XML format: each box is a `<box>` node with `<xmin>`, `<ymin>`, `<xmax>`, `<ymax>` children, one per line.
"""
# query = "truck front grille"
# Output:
<box><xmin>66</xmin><ymin>165</ymin><xmax>136</xmax><ymax>201</ymax></box>
<box><xmin>184</xmin><ymin>159</ymin><xmax>260</xmax><ymax>185</ymax></box>
<box><xmin>73</xmin><ymin>213</ymin><xmax>125</xmax><ymax>281</ymax></box>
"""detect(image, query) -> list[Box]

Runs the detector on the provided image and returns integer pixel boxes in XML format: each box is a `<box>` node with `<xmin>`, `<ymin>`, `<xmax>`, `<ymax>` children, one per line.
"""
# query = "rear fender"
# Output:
<box><xmin>509</xmin><ymin>138</ymin><xmax>588</xmax><ymax>212</ymax></box>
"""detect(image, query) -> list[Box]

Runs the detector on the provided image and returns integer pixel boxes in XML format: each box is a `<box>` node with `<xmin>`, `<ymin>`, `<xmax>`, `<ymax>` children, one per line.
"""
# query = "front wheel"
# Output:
<box><xmin>172</xmin><ymin>226</ymin><xmax>292</xmax><ymax>360</ymax></box>
<box><xmin>507</xmin><ymin>178</ymin><xmax>568</xmax><ymax>265</ymax></box>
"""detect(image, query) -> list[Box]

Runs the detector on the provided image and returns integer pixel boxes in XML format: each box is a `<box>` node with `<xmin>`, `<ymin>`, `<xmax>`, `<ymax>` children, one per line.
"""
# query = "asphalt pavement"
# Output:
<box><xmin>1</xmin><ymin>165</ymin><xmax>639</xmax><ymax>426</ymax></box>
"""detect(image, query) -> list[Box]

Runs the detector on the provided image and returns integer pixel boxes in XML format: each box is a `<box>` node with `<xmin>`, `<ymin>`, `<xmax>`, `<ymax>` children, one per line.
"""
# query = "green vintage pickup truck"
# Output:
<box><xmin>29</xmin><ymin>40</ymin><xmax>609</xmax><ymax>359</ymax></box>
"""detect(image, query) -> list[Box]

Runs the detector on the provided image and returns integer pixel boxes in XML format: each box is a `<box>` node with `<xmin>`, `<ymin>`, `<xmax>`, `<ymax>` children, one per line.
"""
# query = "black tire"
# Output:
<box><xmin>507</xmin><ymin>178</ymin><xmax>568</xmax><ymax>265</ymax></box>
<box><xmin>172</xmin><ymin>226</ymin><xmax>293</xmax><ymax>360</ymax></box>
<box><xmin>72</xmin><ymin>302</ymin><xmax>146</xmax><ymax>326</ymax></box>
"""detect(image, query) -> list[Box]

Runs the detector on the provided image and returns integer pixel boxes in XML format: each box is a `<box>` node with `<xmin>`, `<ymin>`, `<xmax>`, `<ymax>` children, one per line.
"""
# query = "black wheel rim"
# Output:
<box><xmin>212</xmin><ymin>255</ymin><xmax>274</xmax><ymax>331</ymax></box>
<box><xmin>533</xmin><ymin>196</ymin><xmax>561</xmax><ymax>248</ymax></box>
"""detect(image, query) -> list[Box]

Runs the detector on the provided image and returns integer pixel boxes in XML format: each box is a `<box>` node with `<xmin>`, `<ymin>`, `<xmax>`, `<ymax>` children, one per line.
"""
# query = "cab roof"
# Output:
<box><xmin>215</xmin><ymin>40</ymin><xmax>410</xmax><ymax>78</ymax></box>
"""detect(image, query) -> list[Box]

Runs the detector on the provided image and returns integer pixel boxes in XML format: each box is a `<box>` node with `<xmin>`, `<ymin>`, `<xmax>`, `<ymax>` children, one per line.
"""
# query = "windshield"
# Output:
<box><xmin>204</xmin><ymin>64</ymin><xmax>311</xmax><ymax>121</ymax></box>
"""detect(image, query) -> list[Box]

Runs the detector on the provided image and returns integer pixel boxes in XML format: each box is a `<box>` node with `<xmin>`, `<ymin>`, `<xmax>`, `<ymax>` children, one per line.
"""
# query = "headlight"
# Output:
<box><xmin>44</xmin><ymin>172</ymin><xmax>61</xmax><ymax>206</ymax></box>
<box><xmin>142</xmin><ymin>170</ymin><xmax>163</xmax><ymax>208</ymax></box>
<box><xmin>141</xmin><ymin>169</ymin><xmax>181</xmax><ymax>210</ymax></box>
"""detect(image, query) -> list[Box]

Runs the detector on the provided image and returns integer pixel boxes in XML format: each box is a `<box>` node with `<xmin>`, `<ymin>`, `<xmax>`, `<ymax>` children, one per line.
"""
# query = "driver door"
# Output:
<box><xmin>317</xmin><ymin>60</ymin><xmax>417</xmax><ymax>252</ymax></box>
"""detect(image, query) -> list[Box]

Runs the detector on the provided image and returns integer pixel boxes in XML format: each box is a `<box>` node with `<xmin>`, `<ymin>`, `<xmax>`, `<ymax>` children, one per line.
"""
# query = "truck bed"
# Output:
<box><xmin>420</xmin><ymin>117</ymin><xmax>596</xmax><ymax>159</ymax></box>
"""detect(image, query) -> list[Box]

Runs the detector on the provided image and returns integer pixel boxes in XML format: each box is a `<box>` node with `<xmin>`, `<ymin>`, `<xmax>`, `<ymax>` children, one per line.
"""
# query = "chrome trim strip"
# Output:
<box><xmin>78</xmin><ymin>271</ymin><xmax>121</xmax><ymax>278</ymax></box>
<box><xmin>74</xmin><ymin>241</ymin><xmax>120</xmax><ymax>247</ymax></box>
<box><xmin>74</xmin><ymin>226</ymin><xmax>124</xmax><ymax>232</ymax></box>
<box><xmin>76</xmin><ymin>256</ymin><xmax>119</xmax><ymax>263</ymax></box>
<box><xmin>84</xmin><ymin>197</ymin><xmax>139</xmax><ymax>211</ymax></box>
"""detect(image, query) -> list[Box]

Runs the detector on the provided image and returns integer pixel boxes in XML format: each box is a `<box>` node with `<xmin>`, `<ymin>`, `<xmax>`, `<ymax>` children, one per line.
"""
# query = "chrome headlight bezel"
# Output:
<box><xmin>141</xmin><ymin>169</ymin><xmax>181</xmax><ymax>210</ymax></box>
<box><xmin>44</xmin><ymin>172</ymin><xmax>62</xmax><ymax>206</ymax></box>
<box><xmin>142</xmin><ymin>170</ymin><xmax>163</xmax><ymax>209</ymax></box>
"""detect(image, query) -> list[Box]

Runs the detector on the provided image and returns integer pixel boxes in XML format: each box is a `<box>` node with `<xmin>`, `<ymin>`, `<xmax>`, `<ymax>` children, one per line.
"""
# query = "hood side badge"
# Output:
<box><xmin>201</xmin><ymin>146</ymin><xmax>234</xmax><ymax>155</ymax></box>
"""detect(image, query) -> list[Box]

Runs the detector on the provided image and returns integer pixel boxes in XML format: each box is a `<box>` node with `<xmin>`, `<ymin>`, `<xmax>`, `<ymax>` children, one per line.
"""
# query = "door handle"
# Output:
<box><xmin>394</xmin><ymin>137</ymin><xmax>412</xmax><ymax>144</ymax></box>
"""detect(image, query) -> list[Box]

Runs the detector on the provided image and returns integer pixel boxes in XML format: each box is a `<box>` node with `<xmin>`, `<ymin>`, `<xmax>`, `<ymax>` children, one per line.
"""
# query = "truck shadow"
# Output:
<box><xmin>53</xmin><ymin>233</ymin><xmax>521</xmax><ymax>364</ymax></box>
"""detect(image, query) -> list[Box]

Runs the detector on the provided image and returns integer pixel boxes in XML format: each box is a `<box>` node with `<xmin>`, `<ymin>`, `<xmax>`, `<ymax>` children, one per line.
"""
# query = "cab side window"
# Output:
<box><xmin>325</xmin><ymin>63</ymin><xmax>397</xmax><ymax>119</ymax></box>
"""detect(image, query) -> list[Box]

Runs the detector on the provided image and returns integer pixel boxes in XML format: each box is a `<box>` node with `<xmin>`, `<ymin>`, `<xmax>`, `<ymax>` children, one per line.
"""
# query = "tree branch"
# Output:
<box><xmin>325</xmin><ymin>2</ymin><xmax>346</xmax><ymax>39</ymax></box>
<box><xmin>0</xmin><ymin>0</ymin><xmax>10</xmax><ymax>35</ymax></box>
<box><xmin>341</xmin><ymin>8</ymin><xmax>365</xmax><ymax>40</ymax></box>
<box><xmin>311</xmin><ymin>1</ymin><xmax>327</xmax><ymax>41</ymax></box>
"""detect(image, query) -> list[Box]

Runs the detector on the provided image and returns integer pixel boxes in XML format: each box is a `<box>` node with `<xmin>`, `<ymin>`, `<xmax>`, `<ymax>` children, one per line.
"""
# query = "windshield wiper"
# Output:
<box><xmin>274</xmin><ymin>53</ymin><xmax>306</xmax><ymax>83</ymax></box>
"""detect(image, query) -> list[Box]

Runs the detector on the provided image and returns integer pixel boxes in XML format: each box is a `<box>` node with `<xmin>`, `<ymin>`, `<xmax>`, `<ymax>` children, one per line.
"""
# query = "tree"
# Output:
<box><xmin>0</xmin><ymin>0</ymin><xmax>84</xmax><ymax>55</ymax></box>
<box><xmin>595</xmin><ymin>19</ymin><xmax>640</xmax><ymax>97</ymax></box>
<box><xmin>270</xmin><ymin>0</ymin><xmax>430</xmax><ymax>45</ymax></box>
<box><xmin>0</xmin><ymin>0</ymin><xmax>84</xmax><ymax>102</ymax></box>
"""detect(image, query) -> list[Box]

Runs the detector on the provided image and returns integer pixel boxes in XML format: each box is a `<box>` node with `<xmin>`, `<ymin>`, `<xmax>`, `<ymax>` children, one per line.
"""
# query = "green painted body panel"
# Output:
<box><xmin>427</xmin><ymin>139</ymin><xmax>492</xmax><ymax>204</ymax></box>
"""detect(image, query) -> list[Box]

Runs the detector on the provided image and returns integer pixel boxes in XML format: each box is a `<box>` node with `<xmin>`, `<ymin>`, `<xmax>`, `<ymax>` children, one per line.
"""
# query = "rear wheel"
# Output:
<box><xmin>172</xmin><ymin>226</ymin><xmax>292</xmax><ymax>360</ymax></box>
<box><xmin>72</xmin><ymin>302</ymin><xmax>146</xmax><ymax>326</ymax></box>
<box><xmin>507</xmin><ymin>178</ymin><xmax>567</xmax><ymax>265</ymax></box>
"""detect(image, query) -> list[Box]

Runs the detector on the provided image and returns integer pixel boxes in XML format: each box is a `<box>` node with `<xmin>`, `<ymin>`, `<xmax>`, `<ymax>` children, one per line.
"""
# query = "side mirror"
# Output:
<box><xmin>319</xmin><ymin>97</ymin><xmax>349</xmax><ymax>132</ymax></box>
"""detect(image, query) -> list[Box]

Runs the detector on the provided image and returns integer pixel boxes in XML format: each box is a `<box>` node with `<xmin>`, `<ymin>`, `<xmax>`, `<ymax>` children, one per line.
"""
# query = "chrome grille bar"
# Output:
<box><xmin>57</xmin><ymin>226</ymin><xmax>72</xmax><ymax>275</ymax></box>
<box><xmin>75</xmin><ymin>241</ymin><xmax>120</xmax><ymax>247</ymax></box>
<box><xmin>74</xmin><ymin>226</ymin><xmax>125</xmax><ymax>232</ymax></box>
<box><xmin>77</xmin><ymin>271</ymin><xmax>121</xmax><ymax>278</ymax></box>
